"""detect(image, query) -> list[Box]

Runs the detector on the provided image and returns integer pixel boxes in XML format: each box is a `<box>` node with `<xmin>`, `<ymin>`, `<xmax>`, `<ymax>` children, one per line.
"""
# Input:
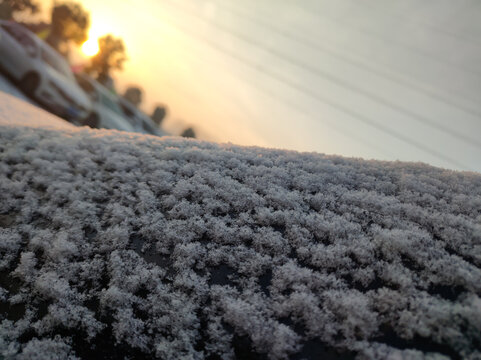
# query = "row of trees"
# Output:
<box><xmin>0</xmin><ymin>0</ymin><xmax>39</xmax><ymax>21</ymax></box>
<box><xmin>1</xmin><ymin>0</ymin><xmax>197</xmax><ymax>135</ymax></box>
<box><xmin>1</xmin><ymin>1</ymin><xmax>126</xmax><ymax>85</ymax></box>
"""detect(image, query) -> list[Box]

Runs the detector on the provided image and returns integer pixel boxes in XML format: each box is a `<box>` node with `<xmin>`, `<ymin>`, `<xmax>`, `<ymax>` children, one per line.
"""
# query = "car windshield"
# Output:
<box><xmin>41</xmin><ymin>46</ymin><xmax>74</xmax><ymax>80</ymax></box>
<box><xmin>1</xmin><ymin>23</ymin><xmax>37</xmax><ymax>56</ymax></box>
<box><xmin>119</xmin><ymin>100</ymin><xmax>135</xmax><ymax>118</ymax></box>
<box><xmin>75</xmin><ymin>75</ymin><xmax>96</xmax><ymax>96</ymax></box>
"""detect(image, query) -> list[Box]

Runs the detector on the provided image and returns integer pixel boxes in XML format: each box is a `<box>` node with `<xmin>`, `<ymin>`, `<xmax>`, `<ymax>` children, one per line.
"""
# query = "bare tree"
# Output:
<box><xmin>151</xmin><ymin>105</ymin><xmax>167</xmax><ymax>126</ymax></box>
<box><xmin>0</xmin><ymin>0</ymin><xmax>39</xmax><ymax>20</ymax></box>
<box><xmin>45</xmin><ymin>1</ymin><xmax>90</xmax><ymax>56</ymax></box>
<box><xmin>181</xmin><ymin>127</ymin><xmax>196</xmax><ymax>139</ymax></box>
<box><xmin>85</xmin><ymin>34</ymin><xmax>127</xmax><ymax>85</ymax></box>
<box><xmin>123</xmin><ymin>86</ymin><xmax>143</xmax><ymax>108</ymax></box>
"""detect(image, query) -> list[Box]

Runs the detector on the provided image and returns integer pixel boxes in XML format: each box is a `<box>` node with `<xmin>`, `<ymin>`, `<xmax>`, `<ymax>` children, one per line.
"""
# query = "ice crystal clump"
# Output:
<box><xmin>1</xmin><ymin>120</ymin><xmax>480</xmax><ymax>359</ymax></box>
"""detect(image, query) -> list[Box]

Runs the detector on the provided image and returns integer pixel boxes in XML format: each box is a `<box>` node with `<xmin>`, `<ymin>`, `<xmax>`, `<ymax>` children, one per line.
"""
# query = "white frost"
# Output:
<box><xmin>0</xmin><ymin>93</ymin><xmax>480</xmax><ymax>359</ymax></box>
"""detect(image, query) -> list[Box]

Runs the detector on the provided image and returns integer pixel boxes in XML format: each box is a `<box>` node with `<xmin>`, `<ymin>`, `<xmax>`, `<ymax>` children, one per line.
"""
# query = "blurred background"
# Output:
<box><xmin>1</xmin><ymin>0</ymin><xmax>480</xmax><ymax>172</ymax></box>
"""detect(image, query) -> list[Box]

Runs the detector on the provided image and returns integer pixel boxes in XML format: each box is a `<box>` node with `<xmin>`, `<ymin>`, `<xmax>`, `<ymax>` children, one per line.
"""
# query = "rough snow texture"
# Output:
<box><xmin>0</xmin><ymin>119</ymin><xmax>481</xmax><ymax>359</ymax></box>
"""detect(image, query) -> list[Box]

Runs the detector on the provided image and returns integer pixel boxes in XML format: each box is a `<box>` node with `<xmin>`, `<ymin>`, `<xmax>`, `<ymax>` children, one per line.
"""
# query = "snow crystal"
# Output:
<box><xmin>0</xmin><ymin>96</ymin><xmax>480</xmax><ymax>359</ymax></box>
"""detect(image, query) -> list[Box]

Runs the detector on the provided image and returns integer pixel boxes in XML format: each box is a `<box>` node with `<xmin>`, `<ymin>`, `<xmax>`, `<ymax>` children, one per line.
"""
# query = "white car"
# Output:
<box><xmin>0</xmin><ymin>20</ymin><xmax>91</xmax><ymax>122</ymax></box>
<box><xmin>117</xmin><ymin>96</ymin><xmax>167</xmax><ymax>136</ymax></box>
<box><xmin>75</xmin><ymin>73</ymin><xmax>136</xmax><ymax>132</ymax></box>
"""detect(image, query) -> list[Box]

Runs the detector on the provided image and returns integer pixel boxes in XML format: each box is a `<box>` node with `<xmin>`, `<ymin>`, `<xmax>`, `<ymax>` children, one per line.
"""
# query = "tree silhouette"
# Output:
<box><xmin>181</xmin><ymin>127</ymin><xmax>196</xmax><ymax>139</ymax></box>
<box><xmin>86</xmin><ymin>34</ymin><xmax>127</xmax><ymax>85</ymax></box>
<box><xmin>0</xmin><ymin>0</ymin><xmax>39</xmax><ymax>20</ymax></box>
<box><xmin>151</xmin><ymin>105</ymin><xmax>167</xmax><ymax>126</ymax></box>
<box><xmin>45</xmin><ymin>2</ymin><xmax>90</xmax><ymax>56</ymax></box>
<box><xmin>123</xmin><ymin>86</ymin><xmax>143</xmax><ymax>108</ymax></box>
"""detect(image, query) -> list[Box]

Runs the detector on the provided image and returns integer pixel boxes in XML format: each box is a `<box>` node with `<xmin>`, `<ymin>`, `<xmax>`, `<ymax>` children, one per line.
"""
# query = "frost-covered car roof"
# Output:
<box><xmin>1</xmin><ymin>94</ymin><xmax>480</xmax><ymax>359</ymax></box>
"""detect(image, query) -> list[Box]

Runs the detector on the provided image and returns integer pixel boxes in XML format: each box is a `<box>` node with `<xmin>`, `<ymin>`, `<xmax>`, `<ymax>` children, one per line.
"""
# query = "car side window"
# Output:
<box><xmin>101</xmin><ymin>93</ymin><xmax>124</xmax><ymax>115</ymax></box>
<box><xmin>41</xmin><ymin>48</ymin><xmax>72</xmax><ymax>79</ymax></box>
<box><xmin>119</xmin><ymin>102</ymin><xmax>135</xmax><ymax>117</ymax></box>
<box><xmin>75</xmin><ymin>75</ymin><xmax>96</xmax><ymax>96</ymax></box>
<box><xmin>1</xmin><ymin>24</ymin><xmax>37</xmax><ymax>56</ymax></box>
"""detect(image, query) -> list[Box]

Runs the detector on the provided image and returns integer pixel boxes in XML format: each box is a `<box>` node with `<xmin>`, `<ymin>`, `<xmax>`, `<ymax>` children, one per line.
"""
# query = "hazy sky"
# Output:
<box><xmin>36</xmin><ymin>0</ymin><xmax>481</xmax><ymax>172</ymax></box>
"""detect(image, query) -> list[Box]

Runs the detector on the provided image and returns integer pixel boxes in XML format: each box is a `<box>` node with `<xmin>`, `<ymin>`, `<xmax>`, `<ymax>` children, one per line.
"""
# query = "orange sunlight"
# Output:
<box><xmin>80</xmin><ymin>19</ymin><xmax>113</xmax><ymax>57</ymax></box>
<box><xmin>81</xmin><ymin>38</ymin><xmax>99</xmax><ymax>56</ymax></box>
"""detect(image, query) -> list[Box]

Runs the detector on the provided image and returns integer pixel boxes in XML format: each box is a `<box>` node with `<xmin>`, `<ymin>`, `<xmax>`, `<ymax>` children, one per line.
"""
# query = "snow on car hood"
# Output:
<box><xmin>1</xmin><ymin>97</ymin><xmax>480</xmax><ymax>359</ymax></box>
<box><xmin>0</xmin><ymin>91</ymin><xmax>73</xmax><ymax>130</ymax></box>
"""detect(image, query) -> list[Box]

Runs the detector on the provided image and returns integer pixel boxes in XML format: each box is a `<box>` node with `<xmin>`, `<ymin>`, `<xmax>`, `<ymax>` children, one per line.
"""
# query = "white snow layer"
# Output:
<box><xmin>0</xmin><ymin>91</ymin><xmax>73</xmax><ymax>130</ymax></box>
<box><xmin>0</xmin><ymin>96</ymin><xmax>480</xmax><ymax>359</ymax></box>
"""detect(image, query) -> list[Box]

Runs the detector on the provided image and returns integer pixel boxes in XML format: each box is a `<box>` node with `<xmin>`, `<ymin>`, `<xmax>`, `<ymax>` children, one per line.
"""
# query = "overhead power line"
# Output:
<box><xmin>148</xmin><ymin>12</ymin><xmax>394</xmax><ymax>155</ymax></box>
<box><xmin>296</xmin><ymin>1</ymin><xmax>481</xmax><ymax>78</ymax></box>
<box><xmin>196</xmin><ymin>0</ymin><xmax>481</xmax><ymax>149</ymax></box>
<box><xmin>210</xmin><ymin>0</ymin><xmax>481</xmax><ymax>121</ymax></box>
<box><xmin>338</xmin><ymin>0</ymin><xmax>481</xmax><ymax>46</ymax></box>
<box><xmin>159</xmin><ymin>0</ymin><xmax>472</xmax><ymax>170</ymax></box>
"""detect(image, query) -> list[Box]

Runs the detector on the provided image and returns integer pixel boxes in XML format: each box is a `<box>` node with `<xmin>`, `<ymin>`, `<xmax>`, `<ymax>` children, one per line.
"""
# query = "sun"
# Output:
<box><xmin>81</xmin><ymin>38</ymin><xmax>100</xmax><ymax>57</ymax></box>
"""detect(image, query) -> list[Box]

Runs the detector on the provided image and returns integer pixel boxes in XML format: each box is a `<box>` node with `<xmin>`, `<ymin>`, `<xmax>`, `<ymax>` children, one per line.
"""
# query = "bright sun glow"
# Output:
<box><xmin>81</xmin><ymin>38</ymin><xmax>100</xmax><ymax>57</ymax></box>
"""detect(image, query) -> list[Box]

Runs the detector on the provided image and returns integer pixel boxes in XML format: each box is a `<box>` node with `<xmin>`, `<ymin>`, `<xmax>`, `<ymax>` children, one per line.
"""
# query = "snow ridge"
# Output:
<box><xmin>0</xmin><ymin>124</ymin><xmax>480</xmax><ymax>359</ymax></box>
